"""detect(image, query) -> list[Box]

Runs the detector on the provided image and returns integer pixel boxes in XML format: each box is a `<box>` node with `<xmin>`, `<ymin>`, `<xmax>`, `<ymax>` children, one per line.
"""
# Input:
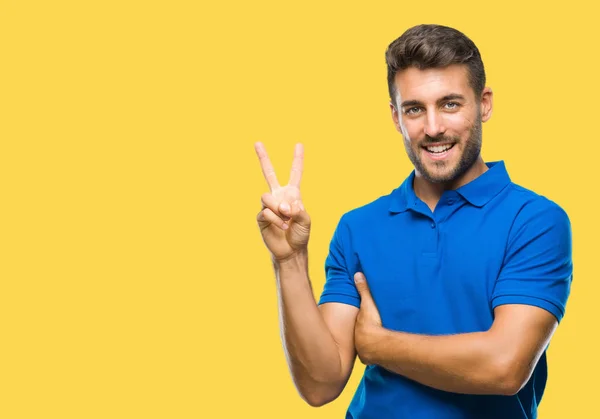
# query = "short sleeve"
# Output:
<box><xmin>491</xmin><ymin>200</ymin><xmax>573</xmax><ymax>322</ymax></box>
<box><xmin>318</xmin><ymin>215</ymin><xmax>361</xmax><ymax>308</ymax></box>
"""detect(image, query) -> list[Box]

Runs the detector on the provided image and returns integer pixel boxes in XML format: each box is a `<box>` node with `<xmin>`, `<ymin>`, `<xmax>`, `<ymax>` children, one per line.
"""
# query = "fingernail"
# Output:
<box><xmin>282</xmin><ymin>222</ymin><xmax>289</xmax><ymax>230</ymax></box>
<box><xmin>354</xmin><ymin>273</ymin><xmax>363</xmax><ymax>283</ymax></box>
<box><xmin>299</xmin><ymin>202</ymin><xmax>305</xmax><ymax>211</ymax></box>
<box><xmin>281</xmin><ymin>203</ymin><xmax>290</xmax><ymax>213</ymax></box>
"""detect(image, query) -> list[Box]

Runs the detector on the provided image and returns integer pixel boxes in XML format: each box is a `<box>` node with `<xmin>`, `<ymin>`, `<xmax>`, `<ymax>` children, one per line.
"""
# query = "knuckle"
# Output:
<box><xmin>260</xmin><ymin>194</ymin><xmax>271</xmax><ymax>208</ymax></box>
<box><xmin>263</xmin><ymin>209</ymin><xmax>281</xmax><ymax>224</ymax></box>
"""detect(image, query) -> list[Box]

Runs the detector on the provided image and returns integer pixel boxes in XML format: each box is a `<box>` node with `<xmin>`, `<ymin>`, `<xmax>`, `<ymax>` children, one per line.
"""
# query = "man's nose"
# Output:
<box><xmin>423</xmin><ymin>110</ymin><xmax>446</xmax><ymax>138</ymax></box>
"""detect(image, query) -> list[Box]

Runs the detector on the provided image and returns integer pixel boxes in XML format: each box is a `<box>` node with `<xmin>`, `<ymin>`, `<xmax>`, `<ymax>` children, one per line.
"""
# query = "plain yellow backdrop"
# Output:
<box><xmin>0</xmin><ymin>0</ymin><xmax>596</xmax><ymax>417</ymax></box>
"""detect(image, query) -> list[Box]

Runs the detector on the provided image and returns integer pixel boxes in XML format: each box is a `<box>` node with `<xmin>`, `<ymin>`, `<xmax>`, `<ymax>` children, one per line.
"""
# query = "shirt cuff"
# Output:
<box><xmin>318</xmin><ymin>293</ymin><xmax>360</xmax><ymax>308</ymax></box>
<box><xmin>491</xmin><ymin>294</ymin><xmax>565</xmax><ymax>323</ymax></box>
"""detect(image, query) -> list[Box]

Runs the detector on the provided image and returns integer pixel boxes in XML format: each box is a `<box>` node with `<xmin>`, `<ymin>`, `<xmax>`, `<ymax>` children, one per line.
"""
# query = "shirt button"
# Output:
<box><xmin>447</xmin><ymin>199</ymin><xmax>455</xmax><ymax>205</ymax></box>
<box><xmin>431</xmin><ymin>222</ymin><xmax>436</xmax><ymax>229</ymax></box>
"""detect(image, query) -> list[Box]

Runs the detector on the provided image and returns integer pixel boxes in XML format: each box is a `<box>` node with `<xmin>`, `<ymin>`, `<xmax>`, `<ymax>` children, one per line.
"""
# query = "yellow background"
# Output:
<box><xmin>1</xmin><ymin>1</ymin><xmax>596</xmax><ymax>417</ymax></box>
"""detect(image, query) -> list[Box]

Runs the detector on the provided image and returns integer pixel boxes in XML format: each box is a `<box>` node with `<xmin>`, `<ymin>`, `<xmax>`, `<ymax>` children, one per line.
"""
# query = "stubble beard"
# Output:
<box><xmin>404</xmin><ymin>114</ymin><xmax>483</xmax><ymax>184</ymax></box>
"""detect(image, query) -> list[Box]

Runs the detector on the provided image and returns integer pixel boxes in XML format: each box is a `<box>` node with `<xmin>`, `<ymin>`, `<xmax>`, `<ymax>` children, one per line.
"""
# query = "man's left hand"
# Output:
<box><xmin>354</xmin><ymin>272</ymin><xmax>384</xmax><ymax>365</ymax></box>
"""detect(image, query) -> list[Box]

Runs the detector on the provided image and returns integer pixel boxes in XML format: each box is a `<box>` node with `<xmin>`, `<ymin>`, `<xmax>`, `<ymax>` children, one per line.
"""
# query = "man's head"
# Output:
<box><xmin>386</xmin><ymin>24</ymin><xmax>493</xmax><ymax>185</ymax></box>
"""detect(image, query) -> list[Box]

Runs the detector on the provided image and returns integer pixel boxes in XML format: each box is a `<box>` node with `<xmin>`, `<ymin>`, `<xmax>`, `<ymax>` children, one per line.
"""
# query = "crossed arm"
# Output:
<box><xmin>278</xmin><ymin>263</ymin><xmax>559</xmax><ymax>406</ymax></box>
<box><xmin>349</xmin><ymin>272</ymin><xmax>558</xmax><ymax>395</ymax></box>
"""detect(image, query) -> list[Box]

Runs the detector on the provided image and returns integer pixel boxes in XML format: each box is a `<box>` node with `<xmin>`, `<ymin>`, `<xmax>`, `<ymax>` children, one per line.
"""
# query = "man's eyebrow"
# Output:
<box><xmin>438</xmin><ymin>93</ymin><xmax>465</xmax><ymax>103</ymax></box>
<box><xmin>400</xmin><ymin>94</ymin><xmax>466</xmax><ymax>108</ymax></box>
<box><xmin>400</xmin><ymin>99</ymin><xmax>423</xmax><ymax>108</ymax></box>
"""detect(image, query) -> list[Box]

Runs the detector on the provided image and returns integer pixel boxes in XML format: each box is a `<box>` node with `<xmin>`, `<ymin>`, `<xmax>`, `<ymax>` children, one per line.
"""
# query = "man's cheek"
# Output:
<box><xmin>400</xmin><ymin>119</ymin><xmax>416</xmax><ymax>140</ymax></box>
<box><xmin>450</xmin><ymin>111</ymin><xmax>474</xmax><ymax>131</ymax></box>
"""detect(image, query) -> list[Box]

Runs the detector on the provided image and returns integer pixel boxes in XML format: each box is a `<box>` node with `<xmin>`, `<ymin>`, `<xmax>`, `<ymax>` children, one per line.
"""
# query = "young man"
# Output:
<box><xmin>254</xmin><ymin>24</ymin><xmax>572</xmax><ymax>419</ymax></box>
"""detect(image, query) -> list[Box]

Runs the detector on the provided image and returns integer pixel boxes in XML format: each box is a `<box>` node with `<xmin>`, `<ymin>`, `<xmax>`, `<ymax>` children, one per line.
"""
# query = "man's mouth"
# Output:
<box><xmin>423</xmin><ymin>143</ymin><xmax>455</xmax><ymax>154</ymax></box>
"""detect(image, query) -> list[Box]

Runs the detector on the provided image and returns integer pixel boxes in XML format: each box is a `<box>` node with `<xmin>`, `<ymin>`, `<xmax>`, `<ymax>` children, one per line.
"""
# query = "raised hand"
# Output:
<box><xmin>255</xmin><ymin>142</ymin><xmax>311</xmax><ymax>262</ymax></box>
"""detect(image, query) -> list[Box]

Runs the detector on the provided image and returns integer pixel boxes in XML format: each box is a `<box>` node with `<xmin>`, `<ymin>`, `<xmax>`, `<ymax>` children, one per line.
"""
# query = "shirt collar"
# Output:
<box><xmin>388</xmin><ymin>171</ymin><xmax>417</xmax><ymax>213</ymax></box>
<box><xmin>389</xmin><ymin>161</ymin><xmax>511</xmax><ymax>213</ymax></box>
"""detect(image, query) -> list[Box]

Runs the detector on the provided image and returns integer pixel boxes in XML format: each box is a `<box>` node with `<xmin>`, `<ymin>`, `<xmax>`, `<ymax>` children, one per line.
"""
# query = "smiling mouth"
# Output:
<box><xmin>423</xmin><ymin>143</ymin><xmax>455</xmax><ymax>154</ymax></box>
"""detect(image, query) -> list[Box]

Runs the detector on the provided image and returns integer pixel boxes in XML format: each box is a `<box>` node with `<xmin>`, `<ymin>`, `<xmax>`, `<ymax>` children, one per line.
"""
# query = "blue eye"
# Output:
<box><xmin>445</xmin><ymin>102</ymin><xmax>459</xmax><ymax>109</ymax></box>
<box><xmin>404</xmin><ymin>107</ymin><xmax>421</xmax><ymax>115</ymax></box>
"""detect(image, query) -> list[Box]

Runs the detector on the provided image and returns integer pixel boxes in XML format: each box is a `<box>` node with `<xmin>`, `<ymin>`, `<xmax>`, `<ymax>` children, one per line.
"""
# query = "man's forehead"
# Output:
<box><xmin>394</xmin><ymin>65</ymin><xmax>472</xmax><ymax>102</ymax></box>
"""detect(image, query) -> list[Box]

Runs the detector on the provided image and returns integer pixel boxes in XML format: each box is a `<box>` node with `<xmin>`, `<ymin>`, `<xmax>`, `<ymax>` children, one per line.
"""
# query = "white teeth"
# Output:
<box><xmin>426</xmin><ymin>144</ymin><xmax>452</xmax><ymax>153</ymax></box>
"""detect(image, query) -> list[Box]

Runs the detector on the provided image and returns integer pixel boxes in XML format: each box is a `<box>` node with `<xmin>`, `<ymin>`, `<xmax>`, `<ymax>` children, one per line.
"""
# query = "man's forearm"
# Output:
<box><xmin>362</xmin><ymin>327</ymin><xmax>518</xmax><ymax>395</ymax></box>
<box><xmin>273</xmin><ymin>251</ymin><xmax>345</xmax><ymax>405</ymax></box>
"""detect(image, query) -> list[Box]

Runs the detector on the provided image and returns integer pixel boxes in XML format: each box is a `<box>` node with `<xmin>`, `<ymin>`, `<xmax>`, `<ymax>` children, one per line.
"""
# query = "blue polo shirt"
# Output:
<box><xmin>318</xmin><ymin>161</ymin><xmax>573</xmax><ymax>419</ymax></box>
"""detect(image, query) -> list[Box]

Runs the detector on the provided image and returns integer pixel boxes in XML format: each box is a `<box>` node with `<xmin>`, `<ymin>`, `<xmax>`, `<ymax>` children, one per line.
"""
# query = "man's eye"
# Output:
<box><xmin>444</xmin><ymin>102</ymin><xmax>459</xmax><ymax>109</ymax></box>
<box><xmin>404</xmin><ymin>107</ymin><xmax>421</xmax><ymax>115</ymax></box>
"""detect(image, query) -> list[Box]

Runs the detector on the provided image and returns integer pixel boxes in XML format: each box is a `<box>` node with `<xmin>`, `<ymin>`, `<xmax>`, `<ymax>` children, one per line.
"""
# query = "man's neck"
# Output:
<box><xmin>413</xmin><ymin>158</ymin><xmax>488</xmax><ymax>212</ymax></box>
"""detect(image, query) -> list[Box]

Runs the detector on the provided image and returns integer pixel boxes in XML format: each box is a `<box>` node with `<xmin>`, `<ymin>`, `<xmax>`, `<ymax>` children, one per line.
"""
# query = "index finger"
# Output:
<box><xmin>288</xmin><ymin>143</ymin><xmax>304</xmax><ymax>188</ymax></box>
<box><xmin>254</xmin><ymin>142</ymin><xmax>280</xmax><ymax>191</ymax></box>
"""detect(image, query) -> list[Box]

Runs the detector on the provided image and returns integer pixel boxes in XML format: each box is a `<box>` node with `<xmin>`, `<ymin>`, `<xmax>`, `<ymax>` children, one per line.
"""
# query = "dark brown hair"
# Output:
<box><xmin>385</xmin><ymin>24</ymin><xmax>486</xmax><ymax>105</ymax></box>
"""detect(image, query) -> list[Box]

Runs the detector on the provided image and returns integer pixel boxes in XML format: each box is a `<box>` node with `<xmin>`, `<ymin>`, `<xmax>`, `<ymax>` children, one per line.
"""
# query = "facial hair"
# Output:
<box><xmin>403</xmin><ymin>113</ymin><xmax>483</xmax><ymax>184</ymax></box>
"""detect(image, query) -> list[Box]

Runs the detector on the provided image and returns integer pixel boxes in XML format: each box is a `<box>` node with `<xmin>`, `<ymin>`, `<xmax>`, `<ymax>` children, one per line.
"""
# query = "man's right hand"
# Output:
<box><xmin>254</xmin><ymin>142</ymin><xmax>311</xmax><ymax>262</ymax></box>
<box><xmin>254</xmin><ymin>142</ymin><xmax>358</xmax><ymax>407</ymax></box>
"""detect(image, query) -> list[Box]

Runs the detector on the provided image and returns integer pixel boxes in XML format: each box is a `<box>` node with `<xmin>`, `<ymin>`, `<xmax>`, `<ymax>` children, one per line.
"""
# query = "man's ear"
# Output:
<box><xmin>480</xmin><ymin>87</ymin><xmax>493</xmax><ymax>122</ymax></box>
<box><xmin>390</xmin><ymin>102</ymin><xmax>402</xmax><ymax>133</ymax></box>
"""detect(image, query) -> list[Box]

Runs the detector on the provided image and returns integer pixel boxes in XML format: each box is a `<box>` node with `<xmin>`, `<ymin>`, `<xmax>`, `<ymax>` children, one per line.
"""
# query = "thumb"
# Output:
<box><xmin>289</xmin><ymin>200</ymin><xmax>311</xmax><ymax>227</ymax></box>
<box><xmin>354</xmin><ymin>272</ymin><xmax>372</xmax><ymax>302</ymax></box>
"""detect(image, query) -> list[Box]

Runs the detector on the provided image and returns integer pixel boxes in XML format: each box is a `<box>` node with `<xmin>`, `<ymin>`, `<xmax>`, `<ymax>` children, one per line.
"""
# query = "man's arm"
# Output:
<box><xmin>254</xmin><ymin>143</ymin><xmax>359</xmax><ymax>406</ymax></box>
<box><xmin>275</xmin><ymin>252</ymin><xmax>358</xmax><ymax>406</ymax></box>
<box><xmin>354</xmin><ymin>274</ymin><xmax>556</xmax><ymax>395</ymax></box>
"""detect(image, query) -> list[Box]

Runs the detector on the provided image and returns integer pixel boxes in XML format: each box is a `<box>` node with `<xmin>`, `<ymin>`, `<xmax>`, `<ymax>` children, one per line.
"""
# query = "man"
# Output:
<box><xmin>254</xmin><ymin>24</ymin><xmax>572</xmax><ymax>419</ymax></box>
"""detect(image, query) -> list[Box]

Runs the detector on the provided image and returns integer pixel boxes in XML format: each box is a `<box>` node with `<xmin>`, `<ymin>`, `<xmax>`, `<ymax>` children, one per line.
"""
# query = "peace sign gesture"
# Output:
<box><xmin>255</xmin><ymin>142</ymin><xmax>311</xmax><ymax>263</ymax></box>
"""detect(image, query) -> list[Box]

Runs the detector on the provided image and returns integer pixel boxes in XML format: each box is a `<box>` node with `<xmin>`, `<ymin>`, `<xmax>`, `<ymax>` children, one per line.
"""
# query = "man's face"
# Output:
<box><xmin>391</xmin><ymin>64</ymin><xmax>492</xmax><ymax>184</ymax></box>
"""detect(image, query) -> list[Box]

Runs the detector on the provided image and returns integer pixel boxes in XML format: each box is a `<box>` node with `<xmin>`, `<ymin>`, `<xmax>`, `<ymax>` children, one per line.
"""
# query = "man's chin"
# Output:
<box><xmin>420</xmin><ymin>164</ymin><xmax>459</xmax><ymax>184</ymax></box>
<box><xmin>424</xmin><ymin>173</ymin><xmax>455</xmax><ymax>184</ymax></box>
